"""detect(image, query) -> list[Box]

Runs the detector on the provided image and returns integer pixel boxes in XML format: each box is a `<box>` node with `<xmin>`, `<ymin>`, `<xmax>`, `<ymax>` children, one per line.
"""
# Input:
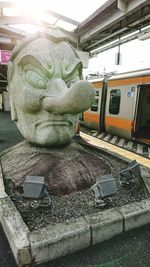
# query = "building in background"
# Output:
<box><xmin>0</xmin><ymin>50</ymin><xmax>11</xmax><ymax>111</ymax></box>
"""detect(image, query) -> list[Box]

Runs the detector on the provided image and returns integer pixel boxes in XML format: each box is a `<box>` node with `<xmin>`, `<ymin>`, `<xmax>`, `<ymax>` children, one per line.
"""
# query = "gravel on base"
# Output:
<box><xmin>5</xmin><ymin>147</ymin><xmax>146</xmax><ymax>232</ymax></box>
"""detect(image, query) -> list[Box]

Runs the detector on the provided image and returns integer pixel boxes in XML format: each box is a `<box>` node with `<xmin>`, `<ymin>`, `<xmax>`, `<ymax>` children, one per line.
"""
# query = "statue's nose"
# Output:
<box><xmin>42</xmin><ymin>78</ymin><xmax>67</xmax><ymax>112</ymax></box>
<box><xmin>43</xmin><ymin>80</ymin><xmax>95</xmax><ymax>114</ymax></box>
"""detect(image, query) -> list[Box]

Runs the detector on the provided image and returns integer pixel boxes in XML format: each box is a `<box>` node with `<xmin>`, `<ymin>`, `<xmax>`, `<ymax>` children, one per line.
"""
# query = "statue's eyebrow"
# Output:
<box><xmin>18</xmin><ymin>55</ymin><xmax>54</xmax><ymax>78</ymax></box>
<box><xmin>61</xmin><ymin>60</ymin><xmax>82</xmax><ymax>80</ymax></box>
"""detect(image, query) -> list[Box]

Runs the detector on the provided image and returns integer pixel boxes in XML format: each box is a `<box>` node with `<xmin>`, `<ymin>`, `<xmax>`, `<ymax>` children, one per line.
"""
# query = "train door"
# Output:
<box><xmin>83</xmin><ymin>81</ymin><xmax>103</xmax><ymax>130</ymax></box>
<box><xmin>105</xmin><ymin>83</ymin><xmax>136</xmax><ymax>139</ymax></box>
<box><xmin>134</xmin><ymin>84</ymin><xmax>150</xmax><ymax>143</ymax></box>
<box><xmin>99</xmin><ymin>82</ymin><xmax>107</xmax><ymax>131</ymax></box>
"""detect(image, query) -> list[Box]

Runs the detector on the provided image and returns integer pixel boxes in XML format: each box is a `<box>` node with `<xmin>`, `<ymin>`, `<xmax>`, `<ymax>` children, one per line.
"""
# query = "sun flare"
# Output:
<box><xmin>14</xmin><ymin>0</ymin><xmax>52</xmax><ymax>20</ymax></box>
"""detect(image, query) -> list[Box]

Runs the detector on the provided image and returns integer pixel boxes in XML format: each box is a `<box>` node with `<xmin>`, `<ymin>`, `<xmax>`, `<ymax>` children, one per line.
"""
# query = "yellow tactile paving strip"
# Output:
<box><xmin>80</xmin><ymin>132</ymin><xmax>150</xmax><ymax>168</ymax></box>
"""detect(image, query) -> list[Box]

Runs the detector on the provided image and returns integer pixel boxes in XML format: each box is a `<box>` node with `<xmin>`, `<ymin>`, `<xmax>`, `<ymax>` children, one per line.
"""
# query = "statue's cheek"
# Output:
<box><xmin>16</xmin><ymin>86</ymin><xmax>42</xmax><ymax>113</ymax></box>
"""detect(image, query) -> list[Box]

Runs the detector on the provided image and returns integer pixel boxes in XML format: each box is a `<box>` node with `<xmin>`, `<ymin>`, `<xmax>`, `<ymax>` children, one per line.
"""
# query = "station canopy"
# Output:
<box><xmin>0</xmin><ymin>0</ymin><xmax>106</xmax><ymax>42</ymax></box>
<box><xmin>0</xmin><ymin>0</ymin><xmax>149</xmax><ymax>56</ymax></box>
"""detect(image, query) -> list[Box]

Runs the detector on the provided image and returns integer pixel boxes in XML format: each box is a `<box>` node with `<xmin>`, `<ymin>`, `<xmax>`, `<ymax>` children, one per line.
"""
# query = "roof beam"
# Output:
<box><xmin>76</xmin><ymin>0</ymin><xmax>117</xmax><ymax>32</ymax></box>
<box><xmin>46</xmin><ymin>10</ymin><xmax>79</xmax><ymax>26</ymax></box>
<box><xmin>117</xmin><ymin>0</ymin><xmax>128</xmax><ymax>12</ymax></box>
<box><xmin>77</xmin><ymin>0</ymin><xmax>150</xmax><ymax>49</ymax></box>
<box><xmin>0</xmin><ymin>24</ymin><xmax>26</xmax><ymax>38</ymax></box>
<box><xmin>86</xmin><ymin>27</ymin><xmax>128</xmax><ymax>50</ymax></box>
<box><xmin>85</xmin><ymin>11</ymin><xmax>150</xmax><ymax>51</ymax></box>
<box><xmin>90</xmin><ymin>26</ymin><xmax>150</xmax><ymax>55</ymax></box>
<box><xmin>78</xmin><ymin>9</ymin><xmax>122</xmax><ymax>46</ymax></box>
<box><xmin>0</xmin><ymin>15</ymin><xmax>39</xmax><ymax>25</ymax></box>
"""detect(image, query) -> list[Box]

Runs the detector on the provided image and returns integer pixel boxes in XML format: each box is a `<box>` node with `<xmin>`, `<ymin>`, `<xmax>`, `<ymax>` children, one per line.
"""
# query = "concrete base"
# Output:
<box><xmin>29</xmin><ymin>218</ymin><xmax>90</xmax><ymax>264</ymax></box>
<box><xmin>0</xmin><ymin>146</ymin><xmax>150</xmax><ymax>266</ymax></box>
<box><xmin>0</xmin><ymin>192</ymin><xmax>31</xmax><ymax>266</ymax></box>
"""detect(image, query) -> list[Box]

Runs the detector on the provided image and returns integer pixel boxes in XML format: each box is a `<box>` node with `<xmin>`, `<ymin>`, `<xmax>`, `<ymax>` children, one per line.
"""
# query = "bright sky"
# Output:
<box><xmin>85</xmin><ymin>38</ymin><xmax>150</xmax><ymax>75</ymax></box>
<box><xmin>2</xmin><ymin>0</ymin><xmax>108</xmax><ymax>23</ymax></box>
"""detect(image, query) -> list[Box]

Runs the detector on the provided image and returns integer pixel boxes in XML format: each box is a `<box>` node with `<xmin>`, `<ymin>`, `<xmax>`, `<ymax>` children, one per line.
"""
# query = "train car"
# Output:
<box><xmin>81</xmin><ymin>69</ymin><xmax>150</xmax><ymax>144</ymax></box>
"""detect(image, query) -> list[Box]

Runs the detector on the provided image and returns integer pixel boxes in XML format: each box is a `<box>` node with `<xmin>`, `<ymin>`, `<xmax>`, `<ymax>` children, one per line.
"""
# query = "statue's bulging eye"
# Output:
<box><xmin>25</xmin><ymin>69</ymin><xmax>47</xmax><ymax>89</ymax></box>
<box><xmin>37</xmin><ymin>79</ymin><xmax>46</xmax><ymax>89</ymax></box>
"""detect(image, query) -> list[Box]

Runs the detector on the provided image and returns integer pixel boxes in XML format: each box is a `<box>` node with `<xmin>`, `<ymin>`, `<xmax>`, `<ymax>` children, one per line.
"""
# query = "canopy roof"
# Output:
<box><xmin>0</xmin><ymin>0</ymin><xmax>149</xmax><ymax>55</ymax></box>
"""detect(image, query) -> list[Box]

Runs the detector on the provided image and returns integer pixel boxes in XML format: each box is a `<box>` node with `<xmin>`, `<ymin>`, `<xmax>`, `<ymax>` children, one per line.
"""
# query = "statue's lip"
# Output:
<box><xmin>35</xmin><ymin>120</ymin><xmax>73</xmax><ymax>128</ymax></box>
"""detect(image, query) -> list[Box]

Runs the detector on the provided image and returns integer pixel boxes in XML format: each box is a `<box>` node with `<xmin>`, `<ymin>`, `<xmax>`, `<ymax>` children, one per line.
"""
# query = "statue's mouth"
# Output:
<box><xmin>35</xmin><ymin>119</ymin><xmax>73</xmax><ymax>128</ymax></box>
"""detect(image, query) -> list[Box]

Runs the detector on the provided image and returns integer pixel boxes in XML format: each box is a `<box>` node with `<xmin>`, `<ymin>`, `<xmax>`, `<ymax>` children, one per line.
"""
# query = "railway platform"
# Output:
<box><xmin>80</xmin><ymin>132</ymin><xmax>150</xmax><ymax>168</ymax></box>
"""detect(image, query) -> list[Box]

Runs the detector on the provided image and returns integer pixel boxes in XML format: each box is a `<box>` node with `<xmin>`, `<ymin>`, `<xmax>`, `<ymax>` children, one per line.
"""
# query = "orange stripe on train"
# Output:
<box><xmin>83</xmin><ymin>112</ymin><xmax>99</xmax><ymax>123</ymax></box>
<box><xmin>90</xmin><ymin>81</ymin><xmax>103</xmax><ymax>88</ymax></box>
<box><xmin>105</xmin><ymin>116</ymin><xmax>134</xmax><ymax>130</ymax></box>
<box><xmin>108</xmin><ymin>76</ymin><xmax>150</xmax><ymax>86</ymax></box>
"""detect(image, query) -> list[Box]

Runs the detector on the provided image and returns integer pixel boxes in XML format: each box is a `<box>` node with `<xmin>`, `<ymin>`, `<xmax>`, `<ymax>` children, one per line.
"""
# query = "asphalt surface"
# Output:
<box><xmin>0</xmin><ymin>111</ymin><xmax>23</xmax><ymax>151</ymax></box>
<box><xmin>0</xmin><ymin>111</ymin><xmax>150</xmax><ymax>267</ymax></box>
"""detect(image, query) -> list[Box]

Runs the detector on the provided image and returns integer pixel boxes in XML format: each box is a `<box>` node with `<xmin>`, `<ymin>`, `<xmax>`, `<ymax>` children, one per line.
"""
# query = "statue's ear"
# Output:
<box><xmin>7</xmin><ymin>62</ymin><xmax>18</xmax><ymax>121</ymax></box>
<box><xmin>7</xmin><ymin>61</ymin><xmax>14</xmax><ymax>86</ymax></box>
<box><xmin>10</xmin><ymin>97</ymin><xmax>18</xmax><ymax>121</ymax></box>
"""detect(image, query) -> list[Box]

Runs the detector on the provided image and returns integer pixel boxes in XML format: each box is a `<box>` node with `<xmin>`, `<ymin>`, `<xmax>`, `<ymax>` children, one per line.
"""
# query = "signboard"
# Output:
<box><xmin>0</xmin><ymin>50</ymin><xmax>11</xmax><ymax>65</ymax></box>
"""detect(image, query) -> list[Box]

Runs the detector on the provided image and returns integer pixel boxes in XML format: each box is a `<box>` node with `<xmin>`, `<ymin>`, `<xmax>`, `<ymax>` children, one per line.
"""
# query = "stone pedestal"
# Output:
<box><xmin>0</xmin><ymin>139</ymin><xmax>110</xmax><ymax>195</ymax></box>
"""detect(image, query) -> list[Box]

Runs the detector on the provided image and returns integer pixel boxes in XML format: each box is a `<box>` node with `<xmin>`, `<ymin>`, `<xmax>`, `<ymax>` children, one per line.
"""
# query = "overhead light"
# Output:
<box><xmin>55</xmin><ymin>20</ymin><xmax>76</xmax><ymax>31</ymax></box>
<box><xmin>3</xmin><ymin>8</ymin><xmax>20</xmax><ymax>16</ymax></box>
<box><xmin>40</xmin><ymin>13</ymin><xmax>57</xmax><ymax>24</ymax></box>
<box><xmin>138</xmin><ymin>31</ymin><xmax>150</xmax><ymax>41</ymax></box>
<box><xmin>10</xmin><ymin>24</ymin><xmax>38</xmax><ymax>33</ymax></box>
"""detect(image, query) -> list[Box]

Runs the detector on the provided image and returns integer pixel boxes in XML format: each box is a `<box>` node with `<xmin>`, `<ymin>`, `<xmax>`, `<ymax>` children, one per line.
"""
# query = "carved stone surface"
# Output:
<box><xmin>1</xmin><ymin>140</ymin><xmax>110</xmax><ymax>195</ymax></box>
<box><xmin>7</xmin><ymin>28</ymin><xmax>94</xmax><ymax>147</ymax></box>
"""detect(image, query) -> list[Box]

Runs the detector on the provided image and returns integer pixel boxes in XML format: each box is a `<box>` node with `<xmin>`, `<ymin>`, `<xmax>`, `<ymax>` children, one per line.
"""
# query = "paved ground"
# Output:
<box><xmin>1</xmin><ymin>221</ymin><xmax>150</xmax><ymax>267</ymax></box>
<box><xmin>40</xmin><ymin>225</ymin><xmax>150</xmax><ymax>267</ymax></box>
<box><xmin>0</xmin><ymin>111</ymin><xmax>23</xmax><ymax>151</ymax></box>
<box><xmin>0</xmin><ymin>111</ymin><xmax>150</xmax><ymax>267</ymax></box>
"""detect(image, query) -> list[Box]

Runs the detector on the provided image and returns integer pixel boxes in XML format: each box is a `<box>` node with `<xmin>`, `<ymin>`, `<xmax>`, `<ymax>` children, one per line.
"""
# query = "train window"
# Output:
<box><xmin>109</xmin><ymin>89</ymin><xmax>121</xmax><ymax>114</ymax></box>
<box><xmin>91</xmin><ymin>90</ymin><xmax>99</xmax><ymax>112</ymax></box>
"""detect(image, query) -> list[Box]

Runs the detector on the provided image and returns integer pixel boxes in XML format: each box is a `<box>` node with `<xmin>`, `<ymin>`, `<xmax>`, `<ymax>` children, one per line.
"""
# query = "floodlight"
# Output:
<box><xmin>23</xmin><ymin>175</ymin><xmax>48</xmax><ymax>199</ymax></box>
<box><xmin>119</xmin><ymin>160</ymin><xmax>141</xmax><ymax>186</ymax></box>
<box><xmin>91</xmin><ymin>174</ymin><xmax>117</xmax><ymax>199</ymax></box>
